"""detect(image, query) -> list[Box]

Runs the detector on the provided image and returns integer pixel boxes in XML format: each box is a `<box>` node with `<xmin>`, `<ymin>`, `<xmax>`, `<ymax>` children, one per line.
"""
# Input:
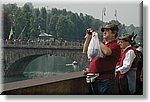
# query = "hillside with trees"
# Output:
<box><xmin>2</xmin><ymin>2</ymin><xmax>143</xmax><ymax>44</ymax></box>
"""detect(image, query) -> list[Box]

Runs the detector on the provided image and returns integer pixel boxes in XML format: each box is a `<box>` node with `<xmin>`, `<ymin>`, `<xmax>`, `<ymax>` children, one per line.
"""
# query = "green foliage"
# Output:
<box><xmin>3</xmin><ymin>2</ymin><xmax>142</xmax><ymax>44</ymax></box>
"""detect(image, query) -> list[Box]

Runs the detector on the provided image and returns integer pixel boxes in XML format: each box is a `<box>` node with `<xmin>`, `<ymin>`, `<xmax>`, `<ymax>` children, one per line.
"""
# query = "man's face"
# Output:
<box><xmin>118</xmin><ymin>40</ymin><xmax>129</xmax><ymax>49</ymax></box>
<box><xmin>103</xmin><ymin>29</ymin><xmax>114</xmax><ymax>40</ymax></box>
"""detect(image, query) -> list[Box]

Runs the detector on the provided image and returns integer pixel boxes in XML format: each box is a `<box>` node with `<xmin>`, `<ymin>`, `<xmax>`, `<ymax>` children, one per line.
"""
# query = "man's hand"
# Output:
<box><xmin>86</xmin><ymin>28</ymin><xmax>94</xmax><ymax>35</ymax></box>
<box><xmin>82</xmin><ymin>68</ymin><xmax>89</xmax><ymax>75</ymax></box>
<box><xmin>115</xmin><ymin>66</ymin><xmax>120</xmax><ymax>77</ymax></box>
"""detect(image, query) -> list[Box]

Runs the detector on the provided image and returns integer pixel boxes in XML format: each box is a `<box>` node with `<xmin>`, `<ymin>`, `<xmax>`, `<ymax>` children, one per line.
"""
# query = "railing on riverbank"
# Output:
<box><xmin>1</xmin><ymin>71</ymin><xmax>91</xmax><ymax>95</ymax></box>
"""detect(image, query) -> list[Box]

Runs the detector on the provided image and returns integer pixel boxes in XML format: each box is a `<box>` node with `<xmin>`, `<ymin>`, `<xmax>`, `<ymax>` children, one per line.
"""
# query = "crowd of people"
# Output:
<box><xmin>3</xmin><ymin>38</ymin><xmax>83</xmax><ymax>48</ymax></box>
<box><xmin>83</xmin><ymin>22</ymin><xmax>143</xmax><ymax>95</ymax></box>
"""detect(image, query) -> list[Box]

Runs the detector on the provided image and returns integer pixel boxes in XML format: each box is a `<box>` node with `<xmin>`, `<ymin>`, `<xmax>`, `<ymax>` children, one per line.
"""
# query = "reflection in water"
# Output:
<box><xmin>24</xmin><ymin>55</ymin><xmax>80</xmax><ymax>78</ymax></box>
<box><xmin>4</xmin><ymin>54</ymin><xmax>88</xmax><ymax>83</ymax></box>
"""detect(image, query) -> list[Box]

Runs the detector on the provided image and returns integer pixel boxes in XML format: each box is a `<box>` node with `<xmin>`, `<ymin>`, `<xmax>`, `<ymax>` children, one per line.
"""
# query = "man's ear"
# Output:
<box><xmin>113</xmin><ymin>32</ymin><xmax>117</xmax><ymax>38</ymax></box>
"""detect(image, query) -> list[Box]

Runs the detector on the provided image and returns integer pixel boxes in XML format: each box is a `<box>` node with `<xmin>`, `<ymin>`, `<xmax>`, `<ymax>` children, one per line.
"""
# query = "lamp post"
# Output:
<box><xmin>102</xmin><ymin>8</ymin><xmax>106</xmax><ymax>27</ymax></box>
<box><xmin>115</xmin><ymin>9</ymin><xmax>117</xmax><ymax>21</ymax></box>
<box><xmin>100</xmin><ymin>8</ymin><xmax>106</xmax><ymax>41</ymax></box>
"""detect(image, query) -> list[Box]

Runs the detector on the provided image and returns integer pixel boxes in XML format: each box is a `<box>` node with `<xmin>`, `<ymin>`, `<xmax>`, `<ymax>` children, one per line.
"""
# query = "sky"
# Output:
<box><xmin>1</xmin><ymin>0</ymin><xmax>142</xmax><ymax>27</ymax></box>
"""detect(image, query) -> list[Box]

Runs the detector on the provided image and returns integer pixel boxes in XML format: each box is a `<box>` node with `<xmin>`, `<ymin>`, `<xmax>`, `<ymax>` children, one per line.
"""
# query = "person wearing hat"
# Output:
<box><xmin>83</xmin><ymin>22</ymin><xmax>121</xmax><ymax>95</ymax></box>
<box><xmin>116</xmin><ymin>34</ymin><xmax>139</xmax><ymax>94</ymax></box>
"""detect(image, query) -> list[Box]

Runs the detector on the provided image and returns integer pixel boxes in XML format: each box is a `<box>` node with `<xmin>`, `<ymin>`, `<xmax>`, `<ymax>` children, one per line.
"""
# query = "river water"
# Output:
<box><xmin>3</xmin><ymin>54</ymin><xmax>88</xmax><ymax>83</ymax></box>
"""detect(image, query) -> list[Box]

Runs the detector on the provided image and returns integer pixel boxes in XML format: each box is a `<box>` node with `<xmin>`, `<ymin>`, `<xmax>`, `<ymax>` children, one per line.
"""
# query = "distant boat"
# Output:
<box><xmin>66</xmin><ymin>61</ymin><xmax>78</xmax><ymax>66</ymax></box>
<box><xmin>39</xmin><ymin>33</ymin><xmax>53</xmax><ymax>37</ymax></box>
<box><xmin>66</xmin><ymin>61</ymin><xmax>78</xmax><ymax>71</ymax></box>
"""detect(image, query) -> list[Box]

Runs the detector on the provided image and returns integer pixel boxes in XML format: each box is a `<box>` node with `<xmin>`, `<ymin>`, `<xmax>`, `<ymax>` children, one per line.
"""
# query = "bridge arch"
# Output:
<box><xmin>4</xmin><ymin>54</ymin><xmax>45</xmax><ymax>76</ymax></box>
<box><xmin>4</xmin><ymin>47</ymin><xmax>87</xmax><ymax>77</ymax></box>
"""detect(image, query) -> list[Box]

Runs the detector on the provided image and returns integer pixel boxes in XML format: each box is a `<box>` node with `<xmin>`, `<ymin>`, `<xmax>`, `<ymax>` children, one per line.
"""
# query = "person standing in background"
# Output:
<box><xmin>116</xmin><ymin>34</ymin><xmax>139</xmax><ymax>94</ymax></box>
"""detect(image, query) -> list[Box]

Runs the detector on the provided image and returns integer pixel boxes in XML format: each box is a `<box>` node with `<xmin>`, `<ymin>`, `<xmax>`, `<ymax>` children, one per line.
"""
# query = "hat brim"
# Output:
<box><xmin>101</xmin><ymin>27</ymin><xmax>112</xmax><ymax>32</ymax></box>
<box><xmin>118</xmin><ymin>37</ymin><xmax>132</xmax><ymax>43</ymax></box>
<box><xmin>118</xmin><ymin>37</ymin><xmax>123</xmax><ymax>40</ymax></box>
<box><xmin>118</xmin><ymin>37</ymin><xmax>127</xmax><ymax>41</ymax></box>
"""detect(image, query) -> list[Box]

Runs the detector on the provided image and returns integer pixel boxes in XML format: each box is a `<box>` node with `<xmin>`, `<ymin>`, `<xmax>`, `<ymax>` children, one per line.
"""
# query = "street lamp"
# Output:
<box><xmin>102</xmin><ymin>8</ymin><xmax>106</xmax><ymax>27</ymax></box>
<box><xmin>100</xmin><ymin>8</ymin><xmax>106</xmax><ymax>41</ymax></box>
<box><xmin>115</xmin><ymin>9</ymin><xmax>117</xmax><ymax>21</ymax></box>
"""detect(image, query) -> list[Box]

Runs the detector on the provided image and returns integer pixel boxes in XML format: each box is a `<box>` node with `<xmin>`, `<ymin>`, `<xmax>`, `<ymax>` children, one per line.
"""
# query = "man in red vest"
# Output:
<box><xmin>83</xmin><ymin>23</ymin><xmax>121</xmax><ymax>95</ymax></box>
<box><xmin>116</xmin><ymin>34</ymin><xmax>138</xmax><ymax>94</ymax></box>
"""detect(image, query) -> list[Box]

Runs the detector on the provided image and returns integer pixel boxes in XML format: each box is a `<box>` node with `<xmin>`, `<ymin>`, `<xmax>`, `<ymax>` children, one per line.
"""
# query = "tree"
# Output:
<box><xmin>91</xmin><ymin>19</ymin><xmax>101</xmax><ymax>32</ymax></box>
<box><xmin>39</xmin><ymin>7</ymin><xmax>47</xmax><ymax>32</ymax></box>
<box><xmin>3</xmin><ymin>12</ymin><xmax>11</xmax><ymax>39</ymax></box>
<box><xmin>56</xmin><ymin>16</ymin><xmax>75</xmax><ymax>41</ymax></box>
<box><xmin>56</xmin><ymin>16</ymin><xmax>68</xmax><ymax>39</ymax></box>
<box><xmin>23</xmin><ymin>2</ymin><xmax>34</xmax><ymax>39</ymax></box>
<box><xmin>30</xmin><ymin>8</ymin><xmax>41</xmax><ymax>39</ymax></box>
<box><xmin>49</xmin><ymin>15</ymin><xmax>59</xmax><ymax>37</ymax></box>
<box><xmin>13</xmin><ymin>7</ymin><xmax>27</xmax><ymax>39</ymax></box>
<box><xmin>51</xmin><ymin>8</ymin><xmax>58</xmax><ymax>15</ymax></box>
<box><xmin>3</xmin><ymin>3</ymin><xmax>18</xmax><ymax>39</ymax></box>
<box><xmin>3</xmin><ymin>3</ymin><xmax>142</xmax><ymax>43</ymax></box>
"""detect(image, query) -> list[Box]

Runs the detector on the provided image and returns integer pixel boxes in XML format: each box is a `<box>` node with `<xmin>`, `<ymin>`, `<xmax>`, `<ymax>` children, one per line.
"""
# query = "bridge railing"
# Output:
<box><xmin>3</xmin><ymin>39</ymin><xmax>84</xmax><ymax>49</ymax></box>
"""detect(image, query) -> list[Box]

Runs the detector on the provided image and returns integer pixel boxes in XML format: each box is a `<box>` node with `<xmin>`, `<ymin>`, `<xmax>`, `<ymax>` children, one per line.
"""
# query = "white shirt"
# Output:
<box><xmin>116</xmin><ymin>45</ymin><xmax>136</xmax><ymax>74</ymax></box>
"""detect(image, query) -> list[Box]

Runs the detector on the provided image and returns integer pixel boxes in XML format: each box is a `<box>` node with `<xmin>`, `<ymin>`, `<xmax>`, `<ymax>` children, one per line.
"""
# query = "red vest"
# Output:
<box><xmin>117</xmin><ymin>46</ymin><xmax>138</xmax><ymax>77</ymax></box>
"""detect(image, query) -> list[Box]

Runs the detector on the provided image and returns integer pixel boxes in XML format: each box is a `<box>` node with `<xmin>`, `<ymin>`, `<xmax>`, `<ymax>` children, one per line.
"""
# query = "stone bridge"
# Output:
<box><xmin>3</xmin><ymin>46</ymin><xmax>86</xmax><ymax>77</ymax></box>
